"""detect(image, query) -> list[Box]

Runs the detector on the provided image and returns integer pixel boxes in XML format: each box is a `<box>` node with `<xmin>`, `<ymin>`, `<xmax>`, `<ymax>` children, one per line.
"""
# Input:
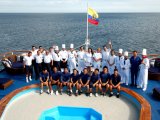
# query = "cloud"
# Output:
<box><xmin>0</xmin><ymin>0</ymin><xmax>160</xmax><ymax>13</ymax></box>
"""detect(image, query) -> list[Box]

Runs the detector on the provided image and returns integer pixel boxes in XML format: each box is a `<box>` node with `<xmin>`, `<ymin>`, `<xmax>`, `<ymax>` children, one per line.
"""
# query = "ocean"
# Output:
<box><xmin>0</xmin><ymin>13</ymin><xmax>160</xmax><ymax>54</ymax></box>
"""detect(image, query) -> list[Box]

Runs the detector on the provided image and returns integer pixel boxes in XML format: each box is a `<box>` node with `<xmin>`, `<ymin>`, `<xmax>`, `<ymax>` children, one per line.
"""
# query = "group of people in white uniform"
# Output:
<box><xmin>23</xmin><ymin>42</ymin><xmax>150</xmax><ymax>94</ymax></box>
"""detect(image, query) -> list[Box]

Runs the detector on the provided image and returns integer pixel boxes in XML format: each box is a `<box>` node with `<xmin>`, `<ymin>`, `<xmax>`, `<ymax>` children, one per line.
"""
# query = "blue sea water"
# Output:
<box><xmin>0</xmin><ymin>13</ymin><xmax>160</xmax><ymax>54</ymax></box>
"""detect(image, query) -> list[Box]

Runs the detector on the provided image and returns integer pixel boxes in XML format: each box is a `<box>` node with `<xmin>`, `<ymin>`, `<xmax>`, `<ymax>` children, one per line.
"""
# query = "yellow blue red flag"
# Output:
<box><xmin>88</xmin><ymin>7</ymin><xmax>99</xmax><ymax>25</ymax></box>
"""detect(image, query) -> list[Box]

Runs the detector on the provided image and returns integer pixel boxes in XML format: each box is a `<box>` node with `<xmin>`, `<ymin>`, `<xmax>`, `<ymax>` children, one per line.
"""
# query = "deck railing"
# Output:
<box><xmin>0</xmin><ymin>84</ymin><xmax>151</xmax><ymax>120</ymax></box>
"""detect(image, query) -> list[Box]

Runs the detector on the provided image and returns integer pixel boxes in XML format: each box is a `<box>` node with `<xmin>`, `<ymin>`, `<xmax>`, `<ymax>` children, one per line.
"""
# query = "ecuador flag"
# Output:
<box><xmin>88</xmin><ymin>7</ymin><xmax>99</xmax><ymax>25</ymax></box>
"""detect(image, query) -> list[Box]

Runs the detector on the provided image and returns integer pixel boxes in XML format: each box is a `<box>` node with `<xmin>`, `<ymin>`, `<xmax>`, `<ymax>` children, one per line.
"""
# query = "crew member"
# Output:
<box><xmin>59</xmin><ymin>44</ymin><xmax>68</xmax><ymax>72</ymax></box>
<box><xmin>99</xmin><ymin>66</ymin><xmax>110</xmax><ymax>96</ymax></box>
<box><xmin>77</xmin><ymin>46</ymin><xmax>85</xmax><ymax>73</ymax></box>
<box><xmin>68</xmin><ymin>44</ymin><xmax>77</xmax><ymax>73</ymax></box>
<box><xmin>49</xmin><ymin>67</ymin><xmax>61</xmax><ymax>95</ymax></box>
<box><xmin>109</xmin><ymin>69</ymin><xmax>121</xmax><ymax>98</ymax></box>
<box><xmin>130</xmin><ymin>50</ymin><xmax>141</xmax><ymax>86</ymax></box>
<box><xmin>23</xmin><ymin>51</ymin><xmax>33</xmax><ymax>83</ymax></box>
<box><xmin>120</xmin><ymin>51</ymin><xmax>130</xmax><ymax>85</ymax></box>
<box><xmin>137</xmin><ymin>49</ymin><xmax>150</xmax><ymax>91</ymax></box>
<box><xmin>89</xmin><ymin>69</ymin><xmax>100</xmax><ymax>97</ymax></box>
<box><xmin>39</xmin><ymin>68</ymin><xmax>50</xmax><ymax>94</ymax></box>
<box><xmin>93</xmin><ymin>48</ymin><xmax>102</xmax><ymax>70</ymax></box>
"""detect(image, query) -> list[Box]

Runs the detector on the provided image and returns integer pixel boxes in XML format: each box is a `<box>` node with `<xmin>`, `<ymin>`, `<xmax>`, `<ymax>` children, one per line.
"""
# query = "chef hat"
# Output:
<box><xmin>62</xmin><ymin>44</ymin><xmax>66</xmax><ymax>49</ymax></box>
<box><xmin>70</xmin><ymin>44</ymin><xmax>74</xmax><ymax>49</ymax></box>
<box><xmin>55</xmin><ymin>46</ymin><xmax>59</xmax><ymax>51</ymax></box>
<box><xmin>118</xmin><ymin>49</ymin><xmax>123</xmax><ymax>54</ymax></box>
<box><xmin>124</xmin><ymin>51</ymin><xmax>128</xmax><ymax>56</ymax></box>
<box><xmin>142</xmin><ymin>49</ymin><xmax>147</xmax><ymax>55</ymax></box>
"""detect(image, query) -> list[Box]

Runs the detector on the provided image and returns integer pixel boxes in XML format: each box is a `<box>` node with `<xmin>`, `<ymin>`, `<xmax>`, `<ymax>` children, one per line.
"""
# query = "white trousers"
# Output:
<box><xmin>78</xmin><ymin>59</ymin><xmax>85</xmax><ymax>73</ymax></box>
<box><xmin>109</xmin><ymin>65</ymin><xmax>115</xmax><ymax>75</ymax></box>
<box><xmin>122</xmin><ymin>69</ymin><xmax>130</xmax><ymax>85</ymax></box>
<box><xmin>93</xmin><ymin>62</ymin><xmax>101</xmax><ymax>70</ymax></box>
<box><xmin>102</xmin><ymin>60</ymin><xmax>109</xmax><ymax>68</ymax></box>
<box><xmin>68</xmin><ymin>60</ymin><xmax>76</xmax><ymax>73</ymax></box>
<box><xmin>138</xmin><ymin>68</ymin><xmax>148</xmax><ymax>90</ymax></box>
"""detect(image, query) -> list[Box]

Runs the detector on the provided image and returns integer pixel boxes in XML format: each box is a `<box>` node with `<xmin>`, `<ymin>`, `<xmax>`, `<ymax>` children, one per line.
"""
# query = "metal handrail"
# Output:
<box><xmin>0</xmin><ymin>50</ymin><xmax>159</xmax><ymax>59</ymax></box>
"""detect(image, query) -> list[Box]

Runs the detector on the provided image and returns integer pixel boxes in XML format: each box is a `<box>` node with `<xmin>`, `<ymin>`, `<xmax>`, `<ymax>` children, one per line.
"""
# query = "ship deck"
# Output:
<box><xmin>0</xmin><ymin>70</ymin><xmax>159</xmax><ymax>120</ymax></box>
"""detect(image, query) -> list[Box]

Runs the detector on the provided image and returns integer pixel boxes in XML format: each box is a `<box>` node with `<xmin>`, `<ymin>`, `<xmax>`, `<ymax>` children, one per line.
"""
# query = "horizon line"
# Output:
<box><xmin>0</xmin><ymin>12</ymin><xmax>160</xmax><ymax>14</ymax></box>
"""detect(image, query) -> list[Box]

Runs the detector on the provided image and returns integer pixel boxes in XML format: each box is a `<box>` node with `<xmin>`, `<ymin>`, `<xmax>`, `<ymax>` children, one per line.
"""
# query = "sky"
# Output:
<box><xmin>0</xmin><ymin>0</ymin><xmax>160</xmax><ymax>13</ymax></box>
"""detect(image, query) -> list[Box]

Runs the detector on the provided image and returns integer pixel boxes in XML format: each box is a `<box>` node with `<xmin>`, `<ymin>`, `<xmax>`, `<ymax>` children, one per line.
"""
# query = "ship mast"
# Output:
<box><xmin>85</xmin><ymin>1</ymin><xmax>90</xmax><ymax>51</ymax></box>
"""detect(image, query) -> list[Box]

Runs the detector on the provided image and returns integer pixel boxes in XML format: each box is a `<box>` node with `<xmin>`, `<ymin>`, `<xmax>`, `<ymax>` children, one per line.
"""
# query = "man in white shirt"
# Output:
<box><xmin>39</xmin><ymin>46</ymin><xmax>46</xmax><ymax>55</ymax></box>
<box><xmin>31</xmin><ymin>46</ymin><xmax>38</xmax><ymax>79</ymax></box>
<box><xmin>34</xmin><ymin>50</ymin><xmax>43</xmax><ymax>80</ymax></box>
<box><xmin>43</xmin><ymin>50</ymin><xmax>53</xmax><ymax>73</ymax></box>
<box><xmin>59</xmin><ymin>44</ymin><xmax>68</xmax><ymax>72</ymax></box>
<box><xmin>68</xmin><ymin>44</ymin><xmax>77</xmax><ymax>73</ymax></box>
<box><xmin>107</xmin><ymin>50</ymin><xmax>116</xmax><ymax>74</ymax></box>
<box><xmin>23</xmin><ymin>51</ymin><xmax>33</xmax><ymax>83</ymax></box>
<box><xmin>115</xmin><ymin>49</ymin><xmax>124</xmax><ymax>78</ymax></box>
<box><xmin>77</xmin><ymin>46</ymin><xmax>85</xmax><ymax>73</ymax></box>
<box><xmin>93</xmin><ymin>48</ymin><xmax>102</xmax><ymax>70</ymax></box>
<box><xmin>49</xmin><ymin>47</ymin><xmax>54</xmax><ymax>55</ymax></box>
<box><xmin>52</xmin><ymin>46</ymin><xmax>61</xmax><ymax>70</ymax></box>
<box><xmin>102</xmin><ymin>45</ymin><xmax>111</xmax><ymax>68</ymax></box>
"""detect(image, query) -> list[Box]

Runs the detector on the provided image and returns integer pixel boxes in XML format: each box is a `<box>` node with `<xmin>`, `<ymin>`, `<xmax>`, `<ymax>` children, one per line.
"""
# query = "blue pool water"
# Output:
<box><xmin>39</xmin><ymin>106</ymin><xmax>102</xmax><ymax>120</ymax></box>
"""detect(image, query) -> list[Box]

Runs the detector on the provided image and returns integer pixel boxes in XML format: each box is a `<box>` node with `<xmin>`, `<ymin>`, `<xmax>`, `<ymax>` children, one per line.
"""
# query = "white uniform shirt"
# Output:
<box><xmin>120</xmin><ymin>59</ymin><xmax>131</xmax><ymax>70</ymax></box>
<box><xmin>52</xmin><ymin>52</ymin><xmax>61</xmax><ymax>61</ymax></box>
<box><xmin>102</xmin><ymin>49</ymin><xmax>110</xmax><ymax>61</ymax></box>
<box><xmin>68</xmin><ymin>51</ymin><xmax>77</xmax><ymax>61</ymax></box>
<box><xmin>43</xmin><ymin>54</ymin><xmax>53</xmax><ymax>63</ymax></box>
<box><xmin>115</xmin><ymin>56</ymin><xmax>124</xmax><ymax>67</ymax></box>
<box><xmin>93</xmin><ymin>52</ymin><xmax>102</xmax><ymax>62</ymax></box>
<box><xmin>108</xmin><ymin>55</ymin><xmax>116</xmax><ymax>65</ymax></box>
<box><xmin>77</xmin><ymin>51</ymin><xmax>85</xmax><ymax>61</ymax></box>
<box><xmin>59</xmin><ymin>50</ymin><xmax>68</xmax><ymax>61</ymax></box>
<box><xmin>31</xmin><ymin>49</ymin><xmax>38</xmax><ymax>57</ymax></box>
<box><xmin>34</xmin><ymin>54</ymin><xmax>43</xmax><ymax>63</ymax></box>
<box><xmin>23</xmin><ymin>56</ymin><xmax>33</xmax><ymax>66</ymax></box>
<box><xmin>140</xmin><ymin>58</ymin><xmax>150</xmax><ymax>69</ymax></box>
<box><xmin>84</xmin><ymin>52</ymin><xmax>93</xmax><ymax>63</ymax></box>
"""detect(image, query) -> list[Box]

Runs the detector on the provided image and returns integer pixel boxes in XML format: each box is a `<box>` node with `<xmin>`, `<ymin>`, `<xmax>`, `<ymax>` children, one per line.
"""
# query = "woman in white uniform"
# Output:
<box><xmin>84</xmin><ymin>48</ymin><xmax>93</xmax><ymax>67</ymax></box>
<box><xmin>77</xmin><ymin>46</ymin><xmax>85</xmax><ymax>73</ymax></box>
<box><xmin>107</xmin><ymin>50</ymin><xmax>116</xmax><ymax>74</ymax></box>
<box><xmin>137</xmin><ymin>49</ymin><xmax>150</xmax><ymax>91</ymax></box>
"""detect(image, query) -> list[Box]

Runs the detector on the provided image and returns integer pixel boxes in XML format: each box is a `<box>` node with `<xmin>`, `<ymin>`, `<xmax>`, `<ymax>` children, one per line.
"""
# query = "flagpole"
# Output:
<box><xmin>85</xmin><ymin>0</ymin><xmax>90</xmax><ymax>51</ymax></box>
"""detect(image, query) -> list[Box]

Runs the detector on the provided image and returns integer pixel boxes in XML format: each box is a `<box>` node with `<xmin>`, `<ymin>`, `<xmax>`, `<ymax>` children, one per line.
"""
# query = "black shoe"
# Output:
<box><xmin>60</xmin><ymin>91</ymin><xmax>62</xmax><ymax>95</ymax></box>
<box><xmin>75</xmin><ymin>93</ymin><xmax>78</xmax><ymax>96</ymax></box>
<box><xmin>86</xmin><ymin>93</ymin><xmax>89</xmax><ymax>96</ymax></box>
<box><xmin>130</xmin><ymin>84</ymin><xmax>134</xmax><ymax>87</ymax></box>
<box><xmin>109</xmin><ymin>93</ymin><xmax>113</xmax><ymax>97</ymax></box>
<box><xmin>69</xmin><ymin>91</ymin><xmax>72</xmax><ymax>96</ymax></box>
<box><xmin>78</xmin><ymin>91</ymin><xmax>82</xmax><ymax>95</ymax></box>
<box><xmin>116</xmin><ymin>94</ymin><xmax>120</xmax><ymax>98</ymax></box>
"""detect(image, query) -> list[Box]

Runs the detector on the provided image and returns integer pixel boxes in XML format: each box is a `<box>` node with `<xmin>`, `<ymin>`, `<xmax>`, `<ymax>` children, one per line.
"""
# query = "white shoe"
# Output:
<box><xmin>89</xmin><ymin>93</ymin><xmax>92</xmax><ymax>97</ymax></box>
<box><xmin>143</xmin><ymin>88</ymin><xmax>147</xmax><ymax>91</ymax></box>
<box><xmin>50</xmin><ymin>90</ymin><xmax>53</xmax><ymax>95</ymax></box>
<box><xmin>29</xmin><ymin>76</ymin><xmax>32</xmax><ymax>81</ymax></box>
<box><xmin>40</xmin><ymin>89</ymin><xmax>43</xmax><ymax>94</ymax></box>
<box><xmin>47</xmin><ymin>89</ymin><xmax>50</xmax><ymax>94</ymax></box>
<box><xmin>26</xmin><ymin>78</ymin><xmax>29</xmax><ymax>83</ymax></box>
<box><xmin>55</xmin><ymin>91</ymin><xmax>59</xmax><ymax>96</ymax></box>
<box><xmin>95</xmin><ymin>93</ymin><xmax>98</xmax><ymax>97</ymax></box>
